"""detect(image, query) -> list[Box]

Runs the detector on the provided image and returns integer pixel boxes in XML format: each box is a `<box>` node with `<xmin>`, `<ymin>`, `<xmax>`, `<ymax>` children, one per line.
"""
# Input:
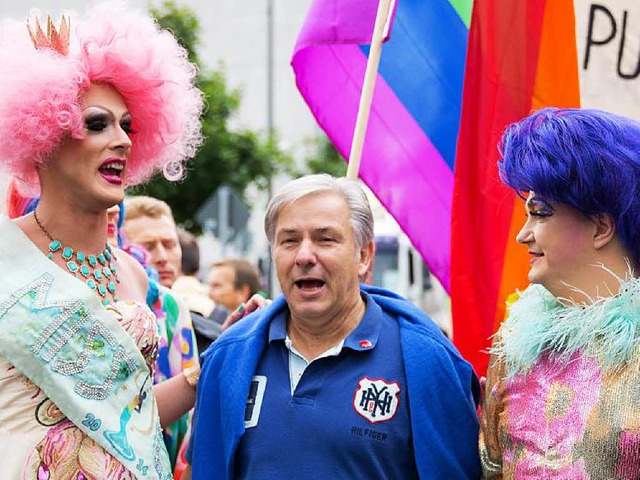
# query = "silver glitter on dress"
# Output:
<box><xmin>52</xmin><ymin>320</ymin><xmax>119</xmax><ymax>376</ymax></box>
<box><xmin>75</xmin><ymin>347</ymin><xmax>137</xmax><ymax>400</ymax></box>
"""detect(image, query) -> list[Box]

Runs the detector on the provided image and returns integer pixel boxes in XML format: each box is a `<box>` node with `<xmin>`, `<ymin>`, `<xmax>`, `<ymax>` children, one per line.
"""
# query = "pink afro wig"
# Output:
<box><xmin>0</xmin><ymin>1</ymin><xmax>203</xmax><ymax>196</ymax></box>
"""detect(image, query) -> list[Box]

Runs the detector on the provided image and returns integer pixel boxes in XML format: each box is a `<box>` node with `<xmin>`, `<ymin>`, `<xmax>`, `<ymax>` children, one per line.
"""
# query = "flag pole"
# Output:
<box><xmin>346</xmin><ymin>0</ymin><xmax>394</xmax><ymax>180</ymax></box>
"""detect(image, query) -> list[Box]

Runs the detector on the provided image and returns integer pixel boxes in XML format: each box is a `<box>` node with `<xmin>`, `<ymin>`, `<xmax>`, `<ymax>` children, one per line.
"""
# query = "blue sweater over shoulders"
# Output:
<box><xmin>191</xmin><ymin>285</ymin><xmax>481</xmax><ymax>479</ymax></box>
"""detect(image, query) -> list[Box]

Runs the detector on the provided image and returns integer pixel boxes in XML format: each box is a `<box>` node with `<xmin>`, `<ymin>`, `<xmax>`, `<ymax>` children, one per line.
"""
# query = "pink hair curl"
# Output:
<box><xmin>0</xmin><ymin>1</ymin><xmax>203</xmax><ymax>196</ymax></box>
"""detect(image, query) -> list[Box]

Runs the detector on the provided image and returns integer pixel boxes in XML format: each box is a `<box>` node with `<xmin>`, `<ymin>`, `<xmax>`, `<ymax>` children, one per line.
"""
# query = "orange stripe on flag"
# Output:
<box><xmin>493</xmin><ymin>0</ymin><xmax>581</xmax><ymax>331</ymax></box>
<box><xmin>532</xmin><ymin>0</ymin><xmax>580</xmax><ymax>109</ymax></box>
<box><xmin>494</xmin><ymin>196</ymin><xmax>529</xmax><ymax>329</ymax></box>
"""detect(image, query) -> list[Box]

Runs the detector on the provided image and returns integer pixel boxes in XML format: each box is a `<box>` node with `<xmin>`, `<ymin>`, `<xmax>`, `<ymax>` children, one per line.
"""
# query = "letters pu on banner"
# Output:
<box><xmin>577</xmin><ymin>0</ymin><xmax>640</xmax><ymax>118</ymax></box>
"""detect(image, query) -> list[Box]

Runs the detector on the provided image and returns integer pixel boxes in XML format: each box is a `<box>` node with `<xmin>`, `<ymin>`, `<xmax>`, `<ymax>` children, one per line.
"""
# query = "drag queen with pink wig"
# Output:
<box><xmin>480</xmin><ymin>108</ymin><xmax>640</xmax><ymax>478</ymax></box>
<box><xmin>0</xmin><ymin>2</ymin><xmax>202</xmax><ymax>478</ymax></box>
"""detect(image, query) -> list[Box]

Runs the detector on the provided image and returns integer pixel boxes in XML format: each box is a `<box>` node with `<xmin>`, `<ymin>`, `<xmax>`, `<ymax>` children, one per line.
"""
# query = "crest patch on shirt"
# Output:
<box><xmin>353</xmin><ymin>377</ymin><xmax>400</xmax><ymax>424</ymax></box>
<box><xmin>244</xmin><ymin>375</ymin><xmax>267</xmax><ymax>428</ymax></box>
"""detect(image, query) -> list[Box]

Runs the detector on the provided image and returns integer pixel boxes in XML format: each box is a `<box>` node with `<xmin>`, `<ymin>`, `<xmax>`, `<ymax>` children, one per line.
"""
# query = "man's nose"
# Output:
<box><xmin>295</xmin><ymin>239</ymin><xmax>317</xmax><ymax>265</ymax></box>
<box><xmin>111</xmin><ymin>124</ymin><xmax>132</xmax><ymax>152</ymax></box>
<box><xmin>154</xmin><ymin>243</ymin><xmax>169</xmax><ymax>262</ymax></box>
<box><xmin>516</xmin><ymin>221</ymin><xmax>533</xmax><ymax>244</ymax></box>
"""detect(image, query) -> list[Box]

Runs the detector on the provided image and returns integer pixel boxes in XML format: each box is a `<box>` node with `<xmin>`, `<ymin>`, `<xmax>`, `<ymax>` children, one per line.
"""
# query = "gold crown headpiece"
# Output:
<box><xmin>27</xmin><ymin>14</ymin><xmax>70</xmax><ymax>56</ymax></box>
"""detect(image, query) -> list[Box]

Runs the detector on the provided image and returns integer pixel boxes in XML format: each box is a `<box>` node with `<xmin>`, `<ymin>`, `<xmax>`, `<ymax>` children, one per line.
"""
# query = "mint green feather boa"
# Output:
<box><xmin>492</xmin><ymin>277</ymin><xmax>640</xmax><ymax>376</ymax></box>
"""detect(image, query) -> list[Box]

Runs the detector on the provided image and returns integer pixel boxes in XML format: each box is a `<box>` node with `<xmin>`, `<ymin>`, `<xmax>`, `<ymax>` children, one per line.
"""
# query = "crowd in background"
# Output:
<box><xmin>2</xmin><ymin>1</ymin><xmax>640</xmax><ymax>479</ymax></box>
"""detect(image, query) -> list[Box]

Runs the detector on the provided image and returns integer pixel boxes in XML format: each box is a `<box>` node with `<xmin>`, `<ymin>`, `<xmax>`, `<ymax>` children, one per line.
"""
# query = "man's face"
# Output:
<box><xmin>207</xmin><ymin>265</ymin><xmax>245</xmax><ymax>311</ymax></box>
<box><xmin>516</xmin><ymin>192</ymin><xmax>598</xmax><ymax>300</ymax></box>
<box><xmin>273</xmin><ymin>191</ymin><xmax>372</xmax><ymax>325</ymax></box>
<box><xmin>40</xmin><ymin>84</ymin><xmax>131</xmax><ymax>212</ymax></box>
<box><xmin>123</xmin><ymin>214</ymin><xmax>182</xmax><ymax>287</ymax></box>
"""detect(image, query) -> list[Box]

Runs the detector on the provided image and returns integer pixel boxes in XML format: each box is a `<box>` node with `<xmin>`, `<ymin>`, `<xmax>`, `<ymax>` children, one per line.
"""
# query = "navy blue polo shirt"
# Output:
<box><xmin>234</xmin><ymin>294</ymin><xmax>418</xmax><ymax>479</ymax></box>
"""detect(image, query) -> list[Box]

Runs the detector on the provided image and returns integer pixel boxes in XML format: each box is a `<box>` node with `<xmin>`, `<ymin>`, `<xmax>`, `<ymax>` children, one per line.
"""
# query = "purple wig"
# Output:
<box><xmin>0</xmin><ymin>1</ymin><xmax>203</xmax><ymax>196</ymax></box>
<box><xmin>498</xmin><ymin>107</ymin><xmax>640</xmax><ymax>268</ymax></box>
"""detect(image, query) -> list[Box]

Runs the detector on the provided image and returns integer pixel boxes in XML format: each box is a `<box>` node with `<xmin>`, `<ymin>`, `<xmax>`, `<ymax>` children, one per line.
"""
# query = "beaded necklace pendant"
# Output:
<box><xmin>47</xmin><ymin>241</ymin><xmax>120</xmax><ymax>306</ymax></box>
<box><xmin>34</xmin><ymin>209</ymin><xmax>120</xmax><ymax>306</ymax></box>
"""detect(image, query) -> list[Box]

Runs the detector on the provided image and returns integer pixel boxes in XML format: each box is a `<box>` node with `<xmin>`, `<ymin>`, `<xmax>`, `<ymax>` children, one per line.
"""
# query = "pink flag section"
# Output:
<box><xmin>295</xmin><ymin>0</ymin><xmax>388</xmax><ymax>47</ymax></box>
<box><xmin>292</xmin><ymin>0</ymin><xmax>455</xmax><ymax>291</ymax></box>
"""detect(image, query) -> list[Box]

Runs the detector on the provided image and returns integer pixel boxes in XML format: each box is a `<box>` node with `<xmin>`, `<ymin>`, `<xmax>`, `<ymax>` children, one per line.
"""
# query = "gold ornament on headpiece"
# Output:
<box><xmin>27</xmin><ymin>14</ymin><xmax>70</xmax><ymax>56</ymax></box>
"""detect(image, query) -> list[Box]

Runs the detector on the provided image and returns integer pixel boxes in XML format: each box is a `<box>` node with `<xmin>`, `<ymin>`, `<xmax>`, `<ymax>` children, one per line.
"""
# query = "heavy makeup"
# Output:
<box><xmin>38</xmin><ymin>83</ymin><xmax>132</xmax><ymax>212</ymax></box>
<box><xmin>517</xmin><ymin>192</ymin><xmax>600</xmax><ymax>301</ymax></box>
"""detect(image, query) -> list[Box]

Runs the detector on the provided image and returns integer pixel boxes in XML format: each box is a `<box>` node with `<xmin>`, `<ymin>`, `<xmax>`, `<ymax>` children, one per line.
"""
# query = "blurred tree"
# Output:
<box><xmin>130</xmin><ymin>1</ymin><xmax>290</xmax><ymax>231</ymax></box>
<box><xmin>297</xmin><ymin>135</ymin><xmax>347</xmax><ymax>177</ymax></box>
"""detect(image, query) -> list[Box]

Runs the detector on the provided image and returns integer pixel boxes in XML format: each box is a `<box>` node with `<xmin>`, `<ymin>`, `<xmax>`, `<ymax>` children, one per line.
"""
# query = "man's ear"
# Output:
<box><xmin>593</xmin><ymin>213</ymin><xmax>616</xmax><ymax>250</ymax></box>
<box><xmin>238</xmin><ymin>284</ymin><xmax>252</xmax><ymax>303</ymax></box>
<box><xmin>358</xmin><ymin>241</ymin><xmax>375</xmax><ymax>281</ymax></box>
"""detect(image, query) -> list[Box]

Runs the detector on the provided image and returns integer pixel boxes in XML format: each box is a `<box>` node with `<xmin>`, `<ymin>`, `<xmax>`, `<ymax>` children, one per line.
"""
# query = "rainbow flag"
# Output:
<box><xmin>292</xmin><ymin>0</ymin><xmax>471</xmax><ymax>293</ymax></box>
<box><xmin>292</xmin><ymin>0</ymin><xmax>635</xmax><ymax>375</ymax></box>
<box><xmin>452</xmin><ymin>1</ymin><xmax>580</xmax><ymax>375</ymax></box>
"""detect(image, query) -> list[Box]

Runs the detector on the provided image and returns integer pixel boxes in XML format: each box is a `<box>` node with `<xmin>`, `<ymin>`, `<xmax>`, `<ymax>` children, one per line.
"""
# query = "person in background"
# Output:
<box><xmin>174</xmin><ymin>229</ymin><xmax>229</xmax><ymax>354</ymax></box>
<box><xmin>0</xmin><ymin>2</ymin><xmax>203</xmax><ymax>477</ymax></box>
<box><xmin>207</xmin><ymin>258</ymin><xmax>262</xmax><ymax>312</ymax></box>
<box><xmin>122</xmin><ymin>195</ymin><xmax>200</xmax><ymax>468</ymax></box>
<box><xmin>480</xmin><ymin>108</ymin><xmax>640</xmax><ymax>478</ymax></box>
<box><xmin>174</xmin><ymin>229</ymin><xmax>215</xmax><ymax>318</ymax></box>
<box><xmin>122</xmin><ymin>195</ymin><xmax>182</xmax><ymax>288</ymax></box>
<box><xmin>190</xmin><ymin>174</ymin><xmax>481</xmax><ymax>479</ymax></box>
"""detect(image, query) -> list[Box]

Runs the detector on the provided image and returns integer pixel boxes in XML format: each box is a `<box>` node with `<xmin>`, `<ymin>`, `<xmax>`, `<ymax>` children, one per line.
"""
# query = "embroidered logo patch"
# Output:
<box><xmin>353</xmin><ymin>377</ymin><xmax>400</xmax><ymax>424</ymax></box>
<box><xmin>244</xmin><ymin>375</ymin><xmax>267</xmax><ymax>428</ymax></box>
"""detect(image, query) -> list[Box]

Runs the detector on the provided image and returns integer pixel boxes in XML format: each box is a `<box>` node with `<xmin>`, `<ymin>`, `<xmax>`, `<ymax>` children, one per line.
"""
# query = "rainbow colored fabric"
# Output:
<box><xmin>292</xmin><ymin>0</ymin><xmax>471</xmax><ymax>295</ymax></box>
<box><xmin>451</xmin><ymin>0</ymin><xmax>579</xmax><ymax>375</ymax></box>
<box><xmin>292</xmin><ymin>0</ymin><xmax>580</xmax><ymax>376</ymax></box>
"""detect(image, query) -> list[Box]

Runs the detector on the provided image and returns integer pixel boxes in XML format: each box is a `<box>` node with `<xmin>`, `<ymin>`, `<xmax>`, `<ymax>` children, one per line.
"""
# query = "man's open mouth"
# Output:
<box><xmin>295</xmin><ymin>279</ymin><xmax>325</xmax><ymax>290</ymax></box>
<box><xmin>99</xmin><ymin>159</ymin><xmax>126</xmax><ymax>183</ymax></box>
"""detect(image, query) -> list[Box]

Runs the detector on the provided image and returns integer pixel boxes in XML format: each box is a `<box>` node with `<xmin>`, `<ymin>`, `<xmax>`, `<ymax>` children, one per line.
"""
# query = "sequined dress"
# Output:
<box><xmin>0</xmin><ymin>301</ymin><xmax>159</xmax><ymax>479</ymax></box>
<box><xmin>480</xmin><ymin>281</ymin><xmax>640</xmax><ymax>479</ymax></box>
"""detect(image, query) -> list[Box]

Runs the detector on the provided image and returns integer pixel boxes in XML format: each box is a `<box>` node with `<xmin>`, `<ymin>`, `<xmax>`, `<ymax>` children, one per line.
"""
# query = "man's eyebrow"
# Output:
<box><xmin>82</xmin><ymin>105</ymin><xmax>131</xmax><ymax>120</ymax></box>
<box><xmin>524</xmin><ymin>197</ymin><xmax>533</xmax><ymax>210</ymax></box>
<box><xmin>314</xmin><ymin>227</ymin><xmax>341</xmax><ymax>235</ymax></box>
<box><xmin>525</xmin><ymin>197</ymin><xmax>550</xmax><ymax>209</ymax></box>
<box><xmin>275</xmin><ymin>228</ymin><xmax>299</xmax><ymax>238</ymax></box>
<box><xmin>136</xmin><ymin>236</ymin><xmax>161</xmax><ymax>243</ymax></box>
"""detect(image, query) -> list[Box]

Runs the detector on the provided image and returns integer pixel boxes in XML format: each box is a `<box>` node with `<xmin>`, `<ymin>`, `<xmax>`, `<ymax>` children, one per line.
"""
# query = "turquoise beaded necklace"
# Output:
<box><xmin>33</xmin><ymin>209</ymin><xmax>120</xmax><ymax>306</ymax></box>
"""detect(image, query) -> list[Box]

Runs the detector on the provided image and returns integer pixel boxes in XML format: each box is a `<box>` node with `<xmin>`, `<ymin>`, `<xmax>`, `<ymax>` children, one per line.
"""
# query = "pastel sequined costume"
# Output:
<box><xmin>480</xmin><ymin>279</ymin><xmax>640</xmax><ymax>478</ymax></box>
<box><xmin>0</xmin><ymin>216</ymin><xmax>171</xmax><ymax>478</ymax></box>
<box><xmin>0</xmin><ymin>302</ymin><xmax>159</xmax><ymax>479</ymax></box>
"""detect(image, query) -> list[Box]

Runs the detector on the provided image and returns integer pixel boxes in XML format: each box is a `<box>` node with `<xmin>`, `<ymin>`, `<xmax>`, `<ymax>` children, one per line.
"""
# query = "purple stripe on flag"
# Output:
<box><xmin>295</xmin><ymin>0</ymin><xmax>394</xmax><ymax>49</ymax></box>
<box><xmin>292</xmin><ymin>43</ymin><xmax>453</xmax><ymax>290</ymax></box>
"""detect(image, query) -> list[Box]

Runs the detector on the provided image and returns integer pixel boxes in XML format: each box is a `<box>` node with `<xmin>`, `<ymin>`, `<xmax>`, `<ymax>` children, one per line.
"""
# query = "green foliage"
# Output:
<box><xmin>150</xmin><ymin>1</ymin><xmax>200</xmax><ymax>64</ymax></box>
<box><xmin>297</xmin><ymin>135</ymin><xmax>347</xmax><ymax>177</ymax></box>
<box><xmin>132</xmin><ymin>2</ymin><xmax>289</xmax><ymax>231</ymax></box>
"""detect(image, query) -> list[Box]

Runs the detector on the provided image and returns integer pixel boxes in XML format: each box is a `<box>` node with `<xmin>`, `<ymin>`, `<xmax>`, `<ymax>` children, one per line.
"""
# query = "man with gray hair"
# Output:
<box><xmin>190</xmin><ymin>174</ymin><xmax>481</xmax><ymax>478</ymax></box>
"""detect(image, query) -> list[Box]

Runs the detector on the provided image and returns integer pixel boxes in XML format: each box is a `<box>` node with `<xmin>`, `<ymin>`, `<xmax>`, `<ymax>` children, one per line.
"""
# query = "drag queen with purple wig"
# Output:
<box><xmin>480</xmin><ymin>108</ymin><xmax>640</xmax><ymax>478</ymax></box>
<box><xmin>0</xmin><ymin>2</ymin><xmax>202</xmax><ymax>478</ymax></box>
